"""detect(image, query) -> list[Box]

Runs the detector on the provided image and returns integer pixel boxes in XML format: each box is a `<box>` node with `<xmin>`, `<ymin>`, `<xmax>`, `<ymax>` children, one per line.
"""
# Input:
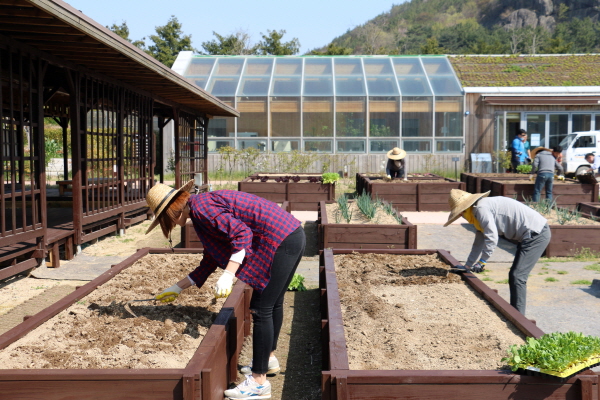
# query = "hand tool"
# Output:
<box><xmin>124</xmin><ymin>298</ymin><xmax>156</xmax><ymax>317</ymax></box>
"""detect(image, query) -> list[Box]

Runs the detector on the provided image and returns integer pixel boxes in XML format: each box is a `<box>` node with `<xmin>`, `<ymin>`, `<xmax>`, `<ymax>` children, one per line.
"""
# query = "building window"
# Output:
<box><xmin>370</xmin><ymin>140</ymin><xmax>399</xmax><ymax>153</ymax></box>
<box><xmin>337</xmin><ymin>140</ymin><xmax>365</xmax><ymax>153</ymax></box>
<box><xmin>304</xmin><ymin>139</ymin><xmax>333</xmax><ymax>153</ymax></box>
<box><xmin>272</xmin><ymin>140</ymin><xmax>299</xmax><ymax>152</ymax></box>
<box><xmin>336</xmin><ymin>97</ymin><xmax>366</xmax><ymax>137</ymax></box>
<box><xmin>403</xmin><ymin>139</ymin><xmax>431</xmax><ymax>153</ymax></box>
<box><xmin>303</xmin><ymin>97</ymin><xmax>333</xmax><ymax>137</ymax></box>
<box><xmin>238</xmin><ymin>139</ymin><xmax>267</xmax><ymax>152</ymax></box>
<box><xmin>435</xmin><ymin>139</ymin><xmax>462</xmax><ymax>152</ymax></box>
<box><xmin>208</xmin><ymin>139</ymin><xmax>234</xmax><ymax>152</ymax></box>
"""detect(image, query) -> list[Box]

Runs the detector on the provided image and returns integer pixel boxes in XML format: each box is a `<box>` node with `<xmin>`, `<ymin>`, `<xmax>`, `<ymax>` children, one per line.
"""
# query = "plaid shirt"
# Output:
<box><xmin>187</xmin><ymin>190</ymin><xmax>301</xmax><ymax>291</ymax></box>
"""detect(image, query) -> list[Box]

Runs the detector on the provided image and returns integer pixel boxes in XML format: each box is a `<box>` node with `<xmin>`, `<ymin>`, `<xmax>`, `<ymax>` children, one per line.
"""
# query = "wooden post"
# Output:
<box><xmin>67</xmin><ymin>71</ymin><xmax>83</xmax><ymax>246</ymax></box>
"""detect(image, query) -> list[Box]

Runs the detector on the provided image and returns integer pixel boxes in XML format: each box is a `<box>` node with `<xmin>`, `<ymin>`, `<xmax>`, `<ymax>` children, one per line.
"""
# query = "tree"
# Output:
<box><xmin>108</xmin><ymin>21</ymin><xmax>146</xmax><ymax>49</ymax></box>
<box><xmin>420</xmin><ymin>37</ymin><xmax>445</xmax><ymax>54</ymax></box>
<box><xmin>309</xmin><ymin>43</ymin><xmax>353</xmax><ymax>55</ymax></box>
<box><xmin>147</xmin><ymin>16</ymin><xmax>195</xmax><ymax>67</ymax></box>
<box><xmin>201</xmin><ymin>30</ymin><xmax>257</xmax><ymax>55</ymax></box>
<box><xmin>568</xmin><ymin>18</ymin><xmax>597</xmax><ymax>53</ymax></box>
<box><xmin>256</xmin><ymin>30</ymin><xmax>300</xmax><ymax>55</ymax></box>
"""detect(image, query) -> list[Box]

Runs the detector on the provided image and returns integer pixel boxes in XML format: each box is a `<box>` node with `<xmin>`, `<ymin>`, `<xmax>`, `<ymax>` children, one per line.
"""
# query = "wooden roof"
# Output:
<box><xmin>0</xmin><ymin>0</ymin><xmax>239</xmax><ymax>118</ymax></box>
<box><xmin>449</xmin><ymin>54</ymin><xmax>600</xmax><ymax>88</ymax></box>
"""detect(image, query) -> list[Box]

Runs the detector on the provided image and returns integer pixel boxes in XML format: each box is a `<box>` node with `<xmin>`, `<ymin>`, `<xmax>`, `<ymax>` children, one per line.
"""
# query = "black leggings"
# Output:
<box><xmin>250</xmin><ymin>226</ymin><xmax>306</xmax><ymax>374</ymax></box>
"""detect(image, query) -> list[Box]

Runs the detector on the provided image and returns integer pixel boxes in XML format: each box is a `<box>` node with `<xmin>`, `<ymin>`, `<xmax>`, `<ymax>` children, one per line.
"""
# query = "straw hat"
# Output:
<box><xmin>444</xmin><ymin>189</ymin><xmax>490</xmax><ymax>227</ymax></box>
<box><xmin>531</xmin><ymin>147</ymin><xmax>551</xmax><ymax>159</ymax></box>
<box><xmin>145</xmin><ymin>180</ymin><xmax>195</xmax><ymax>234</ymax></box>
<box><xmin>387</xmin><ymin>147</ymin><xmax>406</xmax><ymax>160</ymax></box>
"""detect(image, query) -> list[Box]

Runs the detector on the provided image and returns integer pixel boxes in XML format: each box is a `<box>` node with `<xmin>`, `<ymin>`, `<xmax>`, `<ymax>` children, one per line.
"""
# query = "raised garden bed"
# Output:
<box><xmin>577</xmin><ymin>202</ymin><xmax>600</xmax><ymax>218</ymax></box>
<box><xmin>356</xmin><ymin>173</ymin><xmax>444</xmax><ymax>196</ymax></box>
<box><xmin>0</xmin><ymin>248</ymin><xmax>251</xmax><ymax>400</ymax></box>
<box><xmin>358</xmin><ymin>174</ymin><xmax>465</xmax><ymax>212</ymax></box>
<box><xmin>320</xmin><ymin>248</ymin><xmax>598</xmax><ymax>400</ymax></box>
<box><xmin>238</xmin><ymin>173</ymin><xmax>335</xmax><ymax>211</ymax></box>
<box><xmin>180</xmin><ymin>201</ymin><xmax>290</xmax><ymax>248</ymax></box>
<box><xmin>317</xmin><ymin>200</ymin><xmax>416</xmax><ymax>250</ymax></box>
<box><xmin>460</xmin><ymin>172</ymin><xmax>530</xmax><ymax>194</ymax></box>
<box><xmin>486</xmin><ymin>179</ymin><xmax>599</xmax><ymax>210</ymax></box>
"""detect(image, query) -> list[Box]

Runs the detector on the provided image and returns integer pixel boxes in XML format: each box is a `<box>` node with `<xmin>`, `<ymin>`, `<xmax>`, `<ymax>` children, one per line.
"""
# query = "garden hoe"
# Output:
<box><xmin>124</xmin><ymin>298</ymin><xmax>156</xmax><ymax>318</ymax></box>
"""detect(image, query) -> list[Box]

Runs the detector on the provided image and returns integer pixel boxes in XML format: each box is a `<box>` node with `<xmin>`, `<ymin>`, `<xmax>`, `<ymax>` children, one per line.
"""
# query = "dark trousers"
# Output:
<box><xmin>386</xmin><ymin>168</ymin><xmax>404</xmax><ymax>178</ymax></box>
<box><xmin>533</xmin><ymin>172</ymin><xmax>554</xmax><ymax>202</ymax></box>
<box><xmin>250</xmin><ymin>226</ymin><xmax>306</xmax><ymax>374</ymax></box>
<box><xmin>508</xmin><ymin>224</ymin><xmax>551</xmax><ymax>315</ymax></box>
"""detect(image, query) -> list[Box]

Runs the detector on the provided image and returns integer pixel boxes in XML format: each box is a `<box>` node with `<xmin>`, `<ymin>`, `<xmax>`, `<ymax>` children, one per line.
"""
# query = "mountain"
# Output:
<box><xmin>311</xmin><ymin>0</ymin><xmax>600</xmax><ymax>55</ymax></box>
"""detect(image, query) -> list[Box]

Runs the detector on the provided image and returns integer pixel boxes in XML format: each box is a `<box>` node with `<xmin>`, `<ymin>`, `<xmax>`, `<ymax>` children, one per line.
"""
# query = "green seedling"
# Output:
<box><xmin>571</xmin><ymin>280</ymin><xmax>592</xmax><ymax>285</ymax></box>
<box><xmin>545</xmin><ymin>277</ymin><xmax>559</xmax><ymax>282</ymax></box>
<box><xmin>287</xmin><ymin>273</ymin><xmax>307</xmax><ymax>291</ymax></box>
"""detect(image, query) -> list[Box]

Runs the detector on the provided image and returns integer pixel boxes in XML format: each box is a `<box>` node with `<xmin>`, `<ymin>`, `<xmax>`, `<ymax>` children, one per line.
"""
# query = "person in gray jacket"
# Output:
<box><xmin>444</xmin><ymin>189</ymin><xmax>551</xmax><ymax>315</ymax></box>
<box><xmin>530</xmin><ymin>146</ymin><xmax>565</xmax><ymax>202</ymax></box>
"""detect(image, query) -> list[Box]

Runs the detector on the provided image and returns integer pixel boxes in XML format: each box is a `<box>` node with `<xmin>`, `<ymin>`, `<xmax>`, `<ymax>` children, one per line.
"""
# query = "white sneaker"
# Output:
<box><xmin>224</xmin><ymin>375</ymin><xmax>271</xmax><ymax>399</ymax></box>
<box><xmin>240</xmin><ymin>356</ymin><xmax>280</xmax><ymax>376</ymax></box>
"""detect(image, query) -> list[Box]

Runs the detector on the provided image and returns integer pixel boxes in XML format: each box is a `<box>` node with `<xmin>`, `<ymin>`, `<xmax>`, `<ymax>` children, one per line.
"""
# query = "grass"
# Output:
<box><xmin>556</xmin><ymin>270</ymin><xmax>568</xmax><ymax>275</ymax></box>
<box><xmin>545</xmin><ymin>277</ymin><xmax>559</xmax><ymax>282</ymax></box>
<box><xmin>544</xmin><ymin>248</ymin><xmax>600</xmax><ymax>262</ymax></box>
<box><xmin>496</xmin><ymin>279</ymin><xmax>509</xmax><ymax>284</ymax></box>
<box><xmin>571</xmin><ymin>280</ymin><xmax>593</xmax><ymax>285</ymax></box>
<box><xmin>584</xmin><ymin>263</ymin><xmax>600</xmax><ymax>272</ymax></box>
<box><xmin>481</xmin><ymin>277</ymin><xmax>493</xmax><ymax>281</ymax></box>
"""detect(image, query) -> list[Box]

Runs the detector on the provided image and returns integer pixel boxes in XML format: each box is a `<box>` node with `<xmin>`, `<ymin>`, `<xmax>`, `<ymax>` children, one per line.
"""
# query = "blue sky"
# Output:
<box><xmin>65</xmin><ymin>0</ymin><xmax>405</xmax><ymax>54</ymax></box>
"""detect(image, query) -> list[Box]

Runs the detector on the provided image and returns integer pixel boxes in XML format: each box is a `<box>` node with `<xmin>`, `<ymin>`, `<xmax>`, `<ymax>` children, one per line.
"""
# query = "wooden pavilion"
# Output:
<box><xmin>0</xmin><ymin>0</ymin><xmax>239</xmax><ymax>280</ymax></box>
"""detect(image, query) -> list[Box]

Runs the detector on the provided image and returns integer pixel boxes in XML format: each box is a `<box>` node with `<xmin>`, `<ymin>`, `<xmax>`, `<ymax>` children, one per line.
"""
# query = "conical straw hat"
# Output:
<box><xmin>387</xmin><ymin>147</ymin><xmax>406</xmax><ymax>160</ymax></box>
<box><xmin>531</xmin><ymin>147</ymin><xmax>551</xmax><ymax>159</ymax></box>
<box><xmin>145</xmin><ymin>180</ymin><xmax>195</xmax><ymax>234</ymax></box>
<box><xmin>444</xmin><ymin>189</ymin><xmax>490</xmax><ymax>227</ymax></box>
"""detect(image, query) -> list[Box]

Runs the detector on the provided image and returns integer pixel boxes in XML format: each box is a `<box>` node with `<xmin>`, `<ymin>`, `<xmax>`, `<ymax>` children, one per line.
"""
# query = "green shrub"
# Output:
<box><xmin>516</xmin><ymin>164</ymin><xmax>532</xmax><ymax>173</ymax></box>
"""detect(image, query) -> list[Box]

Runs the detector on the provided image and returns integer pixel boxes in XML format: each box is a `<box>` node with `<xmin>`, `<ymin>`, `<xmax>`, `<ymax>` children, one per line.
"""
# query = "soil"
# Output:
<box><xmin>333</xmin><ymin>253</ymin><xmax>526</xmax><ymax>371</ymax></box>
<box><xmin>499</xmin><ymin>180</ymin><xmax>580</xmax><ymax>184</ymax></box>
<box><xmin>325</xmin><ymin>202</ymin><xmax>400</xmax><ymax>225</ymax></box>
<box><xmin>535</xmin><ymin>208</ymin><xmax>600</xmax><ymax>225</ymax></box>
<box><xmin>0</xmin><ymin>254</ymin><xmax>227</xmax><ymax>369</ymax></box>
<box><xmin>379</xmin><ymin>179</ymin><xmax>447</xmax><ymax>183</ymax></box>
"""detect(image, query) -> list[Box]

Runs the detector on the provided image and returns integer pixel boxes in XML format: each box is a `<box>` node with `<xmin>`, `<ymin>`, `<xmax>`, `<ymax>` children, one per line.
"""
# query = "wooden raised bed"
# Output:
<box><xmin>577</xmin><ymin>202</ymin><xmax>600</xmax><ymax>218</ymax></box>
<box><xmin>359</xmin><ymin>174</ymin><xmax>465</xmax><ymax>212</ymax></box>
<box><xmin>460</xmin><ymin>172</ymin><xmax>530</xmax><ymax>194</ymax></box>
<box><xmin>0</xmin><ymin>248</ymin><xmax>252</xmax><ymax>400</ymax></box>
<box><xmin>181</xmin><ymin>201</ymin><xmax>289</xmax><ymax>248</ymax></box>
<box><xmin>320</xmin><ymin>248</ymin><xmax>598</xmax><ymax>400</ymax></box>
<box><xmin>317</xmin><ymin>201</ymin><xmax>416</xmax><ymax>250</ymax></box>
<box><xmin>545</xmin><ymin>210</ymin><xmax>600</xmax><ymax>257</ymax></box>
<box><xmin>238</xmin><ymin>174</ymin><xmax>335</xmax><ymax>211</ymax></box>
<box><xmin>356</xmin><ymin>173</ymin><xmax>444</xmax><ymax>196</ymax></box>
<box><xmin>486</xmin><ymin>179</ymin><xmax>599</xmax><ymax>210</ymax></box>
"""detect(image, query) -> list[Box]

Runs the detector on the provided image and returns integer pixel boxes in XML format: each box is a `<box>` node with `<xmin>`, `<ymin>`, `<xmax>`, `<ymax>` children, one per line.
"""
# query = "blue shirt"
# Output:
<box><xmin>511</xmin><ymin>137</ymin><xmax>525</xmax><ymax>162</ymax></box>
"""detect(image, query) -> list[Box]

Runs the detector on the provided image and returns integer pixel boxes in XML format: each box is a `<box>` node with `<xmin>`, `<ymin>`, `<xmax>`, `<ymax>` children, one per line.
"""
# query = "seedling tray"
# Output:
<box><xmin>515</xmin><ymin>355</ymin><xmax>600</xmax><ymax>382</ymax></box>
<box><xmin>0</xmin><ymin>248</ymin><xmax>252</xmax><ymax>400</ymax></box>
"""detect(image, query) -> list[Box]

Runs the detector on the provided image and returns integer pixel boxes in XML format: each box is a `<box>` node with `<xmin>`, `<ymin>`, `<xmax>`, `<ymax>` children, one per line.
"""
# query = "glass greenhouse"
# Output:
<box><xmin>174</xmin><ymin>54</ymin><xmax>464</xmax><ymax>154</ymax></box>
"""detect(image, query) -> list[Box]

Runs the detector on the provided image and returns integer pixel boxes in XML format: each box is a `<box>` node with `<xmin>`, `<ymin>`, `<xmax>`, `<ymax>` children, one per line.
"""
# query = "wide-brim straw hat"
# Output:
<box><xmin>444</xmin><ymin>189</ymin><xmax>490</xmax><ymax>227</ymax></box>
<box><xmin>531</xmin><ymin>147</ymin><xmax>551</xmax><ymax>158</ymax></box>
<box><xmin>145</xmin><ymin>180</ymin><xmax>195</xmax><ymax>234</ymax></box>
<box><xmin>387</xmin><ymin>147</ymin><xmax>406</xmax><ymax>160</ymax></box>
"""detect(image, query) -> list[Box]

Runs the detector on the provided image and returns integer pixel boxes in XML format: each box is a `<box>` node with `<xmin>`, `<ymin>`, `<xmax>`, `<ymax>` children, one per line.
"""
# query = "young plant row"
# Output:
<box><xmin>334</xmin><ymin>191</ymin><xmax>402</xmax><ymax>224</ymax></box>
<box><xmin>524</xmin><ymin>197</ymin><xmax>594</xmax><ymax>225</ymax></box>
<box><xmin>502</xmin><ymin>331</ymin><xmax>600</xmax><ymax>375</ymax></box>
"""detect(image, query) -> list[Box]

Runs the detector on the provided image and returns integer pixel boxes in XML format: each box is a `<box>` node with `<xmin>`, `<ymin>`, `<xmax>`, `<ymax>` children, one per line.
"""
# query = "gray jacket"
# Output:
<box><xmin>466</xmin><ymin>197</ymin><xmax>548</xmax><ymax>266</ymax></box>
<box><xmin>532</xmin><ymin>150</ymin><xmax>564</xmax><ymax>175</ymax></box>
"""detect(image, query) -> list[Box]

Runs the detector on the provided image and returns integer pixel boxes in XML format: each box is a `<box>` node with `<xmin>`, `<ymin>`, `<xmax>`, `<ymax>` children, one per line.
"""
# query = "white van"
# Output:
<box><xmin>558</xmin><ymin>131</ymin><xmax>600</xmax><ymax>175</ymax></box>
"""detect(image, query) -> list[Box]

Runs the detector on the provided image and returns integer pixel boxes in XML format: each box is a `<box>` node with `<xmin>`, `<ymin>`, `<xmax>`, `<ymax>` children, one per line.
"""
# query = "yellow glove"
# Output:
<box><xmin>558</xmin><ymin>175</ymin><xmax>565</xmax><ymax>181</ymax></box>
<box><xmin>155</xmin><ymin>284</ymin><xmax>182</xmax><ymax>303</ymax></box>
<box><xmin>529</xmin><ymin>174</ymin><xmax>535</xmax><ymax>181</ymax></box>
<box><xmin>214</xmin><ymin>270</ymin><xmax>235</xmax><ymax>298</ymax></box>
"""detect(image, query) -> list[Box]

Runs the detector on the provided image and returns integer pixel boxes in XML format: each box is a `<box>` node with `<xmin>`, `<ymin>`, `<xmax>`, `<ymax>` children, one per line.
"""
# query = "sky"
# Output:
<box><xmin>64</xmin><ymin>0</ymin><xmax>406</xmax><ymax>54</ymax></box>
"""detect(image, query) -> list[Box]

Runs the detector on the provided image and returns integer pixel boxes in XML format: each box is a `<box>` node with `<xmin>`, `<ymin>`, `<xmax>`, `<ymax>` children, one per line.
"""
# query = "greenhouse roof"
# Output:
<box><xmin>450</xmin><ymin>54</ymin><xmax>600</xmax><ymax>88</ymax></box>
<box><xmin>173</xmin><ymin>53</ymin><xmax>463</xmax><ymax>97</ymax></box>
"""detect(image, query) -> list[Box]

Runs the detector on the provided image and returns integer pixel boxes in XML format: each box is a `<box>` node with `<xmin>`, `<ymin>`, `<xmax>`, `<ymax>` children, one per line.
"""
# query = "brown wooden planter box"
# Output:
<box><xmin>360</xmin><ymin>175</ymin><xmax>465</xmax><ymax>212</ymax></box>
<box><xmin>317</xmin><ymin>201</ymin><xmax>417</xmax><ymax>250</ymax></box>
<box><xmin>180</xmin><ymin>202</ymin><xmax>289</xmax><ymax>248</ymax></box>
<box><xmin>460</xmin><ymin>172</ymin><xmax>530</xmax><ymax>194</ymax></box>
<box><xmin>577</xmin><ymin>202</ymin><xmax>600</xmax><ymax>218</ymax></box>
<box><xmin>0</xmin><ymin>248</ymin><xmax>252</xmax><ymax>400</ymax></box>
<box><xmin>238</xmin><ymin>174</ymin><xmax>335</xmax><ymax>211</ymax></box>
<box><xmin>319</xmin><ymin>248</ymin><xmax>598</xmax><ymax>400</ymax></box>
<box><xmin>356</xmin><ymin>173</ymin><xmax>444</xmax><ymax>196</ymax></box>
<box><xmin>545</xmin><ymin>211</ymin><xmax>600</xmax><ymax>257</ymax></box>
<box><xmin>487</xmin><ymin>179</ymin><xmax>599</xmax><ymax>210</ymax></box>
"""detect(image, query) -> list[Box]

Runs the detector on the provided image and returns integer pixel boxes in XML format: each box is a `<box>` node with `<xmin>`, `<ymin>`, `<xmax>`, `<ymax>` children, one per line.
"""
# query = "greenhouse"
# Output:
<box><xmin>172</xmin><ymin>53</ymin><xmax>464</xmax><ymax>155</ymax></box>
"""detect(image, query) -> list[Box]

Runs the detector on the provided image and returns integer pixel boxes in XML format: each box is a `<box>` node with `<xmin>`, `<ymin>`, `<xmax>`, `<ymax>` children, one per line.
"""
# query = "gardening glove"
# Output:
<box><xmin>529</xmin><ymin>174</ymin><xmax>535</xmax><ymax>181</ymax></box>
<box><xmin>403</xmin><ymin>178</ymin><xmax>408</xmax><ymax>181</ymax></box>
<box><xmin>451</xmin><ymin>264</ymin><xmax>468</xmax><ymax>272</ymax></box>
<box><xmin>386</xmin><ymin>175</ymin><xmax>391</xmax><ymax>179</ymax></box>
<box><xmin>155</xmin><ymin>284</ymin><xmax>182</xmax><ymax>303</ymax></box>
<box><xmin>557</xmin><ymin>175</ymin><xmax>565</xmax><ymax>181</ymax></box>
<box><xmin>214</xmin><ymin>270</ymin><xmax>235</xmax><ymax>299</ymax></box>
<box><xmin>469</xmin><ymin>259</ymin><xmax>486</xmax><ymax>273</ymax></box>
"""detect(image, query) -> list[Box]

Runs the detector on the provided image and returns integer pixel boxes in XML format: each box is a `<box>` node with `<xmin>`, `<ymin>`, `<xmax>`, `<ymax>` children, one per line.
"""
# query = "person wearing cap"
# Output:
<box><xmin>530</xmin><ymin>146</ymin><xmax>565</xmax><ymax>202</ymax></box>
<box><xmin>444</xmin><ymin>189</ymin><xmax>551</xmax><ymax>315</ymax></box>
<box><xmin>521</xmin><ymin>132</ymin><xmax>531</xmax><ymax>163</ymax></box>
<box><xmin>584</xmin><ymin>153</ymin><xmax>600</xmax><ymax>174</ymax></box>
<box><xmin>145</xmin><ymin>182</ymin><xmax>306</xmax><ymax>400</ymax></box>
<box><xmin>385</xmin><ymin>147</ymin><xmax>408</xmax><ymax>180</ymax></box>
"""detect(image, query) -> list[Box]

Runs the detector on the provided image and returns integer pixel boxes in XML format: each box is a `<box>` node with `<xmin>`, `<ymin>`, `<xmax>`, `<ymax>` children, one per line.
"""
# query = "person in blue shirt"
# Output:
<box><xmin>511</xmin><ymin>129</ymin><xmax>526</xmax><ymax>171</ymax></box>
<box><xmin>522</xmin><ymin>132</ymin><xmax>531</xmax><ymax>163</ymax></box>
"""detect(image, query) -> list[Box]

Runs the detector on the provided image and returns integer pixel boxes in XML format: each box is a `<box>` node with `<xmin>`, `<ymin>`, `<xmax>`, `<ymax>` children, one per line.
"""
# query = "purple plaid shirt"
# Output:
<box><xmin>187</xmin><ymin>190</ymin><xmax>301</xmax><ymax>292</ymax></box>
